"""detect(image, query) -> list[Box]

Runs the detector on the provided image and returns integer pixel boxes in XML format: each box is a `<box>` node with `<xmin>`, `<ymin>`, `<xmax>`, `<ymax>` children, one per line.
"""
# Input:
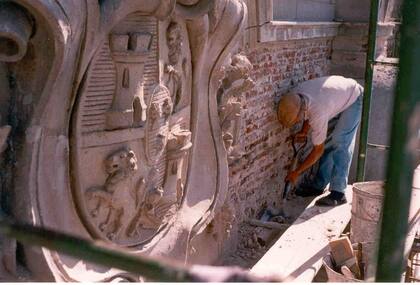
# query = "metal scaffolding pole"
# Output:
<box><xmin>356</xmin><ymin>0</ymin><xmax>381</xmax><ymax>182</ymax></box>
<box><xmin>375</xmin><ymin>0</ymin><xmax>420</xmax><ymax>281</ymax></box>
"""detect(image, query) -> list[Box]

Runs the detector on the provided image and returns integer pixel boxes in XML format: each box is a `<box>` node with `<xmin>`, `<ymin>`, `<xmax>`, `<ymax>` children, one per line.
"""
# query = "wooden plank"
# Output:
<box><xmin>251</xmin><ymin>186</ymin><xmax>353</xmax><ymax>282</ymax></box>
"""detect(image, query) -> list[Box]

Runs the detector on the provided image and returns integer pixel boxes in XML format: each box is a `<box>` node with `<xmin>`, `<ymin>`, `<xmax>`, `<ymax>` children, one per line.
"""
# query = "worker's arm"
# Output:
<box><xmin>285</xmin><ymin>143</ymin><xmax>325</xmax><ymax>185</ymax></box>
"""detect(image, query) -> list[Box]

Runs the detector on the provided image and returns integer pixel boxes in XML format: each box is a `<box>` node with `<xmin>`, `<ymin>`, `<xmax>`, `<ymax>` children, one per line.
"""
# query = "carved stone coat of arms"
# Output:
<box><xmin>72</xmin><ymin>13</ymin><xmax>192</xmax><ymax>246</ymax></box>
<box><xmin>0</xmin><ymin>0</ymin><xmax>250</xmax><ymax>281</ymax></box>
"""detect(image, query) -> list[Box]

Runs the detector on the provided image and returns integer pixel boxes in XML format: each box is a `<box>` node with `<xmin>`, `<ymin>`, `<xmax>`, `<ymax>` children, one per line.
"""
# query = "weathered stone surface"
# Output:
<box><xmin>0</xmin><ymin>0</ymin><xmax>250</xmax><ymax>281</ymax></box>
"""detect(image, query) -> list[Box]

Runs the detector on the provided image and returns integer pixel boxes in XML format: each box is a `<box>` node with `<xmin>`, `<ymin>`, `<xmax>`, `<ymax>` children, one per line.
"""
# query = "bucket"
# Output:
<box><xmin>351</xmin><ymin>172</ymin><xmax>420</xmax><ymax>244</ymax></box>
<box><xmin>351</xmin><ymin>181</ymin><xmax>384</xmax><ymax>243</ymax></box>
<box><xmin>350</xmin><ymin>174</ymin><xmax>420</xmax><ymax>281</ymax></box>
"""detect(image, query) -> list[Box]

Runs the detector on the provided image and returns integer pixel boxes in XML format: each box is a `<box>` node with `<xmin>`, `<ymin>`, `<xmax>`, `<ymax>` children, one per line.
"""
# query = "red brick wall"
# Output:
<box><xmin>221</xmin><ymin>38</ymin><xmax>333</xmax><ymax>255</ymax></box>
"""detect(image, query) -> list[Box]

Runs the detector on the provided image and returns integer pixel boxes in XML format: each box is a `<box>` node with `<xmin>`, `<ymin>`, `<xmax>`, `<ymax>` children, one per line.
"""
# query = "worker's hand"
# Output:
<box><xmin>294</xmin><ymin>131</ymin><xmax>307</xmax><ymax>143</ymax></box>
<box><xmin>285</xmin><ymin>170</ymin><xmax>300</xmax><ymax>185</ymax></box>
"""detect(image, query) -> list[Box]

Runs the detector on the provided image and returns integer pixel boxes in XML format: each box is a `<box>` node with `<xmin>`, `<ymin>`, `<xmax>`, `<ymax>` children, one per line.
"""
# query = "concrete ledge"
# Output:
<box><xmin>337</xmin><ymin>22</ymin><xmax>395</xmax><ymax>37</ymax></box>
<box><xmin>251</xmin><ymin>186</ymin><xmax>353</xmax><ymax>282</ymax></box>
<box><xmin>259</xmin><ymin>21</ymin><xmax>340</xmax><ymax>42</ymax></box>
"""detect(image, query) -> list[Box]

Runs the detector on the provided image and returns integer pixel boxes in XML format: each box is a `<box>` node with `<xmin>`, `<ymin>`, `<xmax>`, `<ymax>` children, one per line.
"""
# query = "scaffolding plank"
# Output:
<box><xmin>251</xmin><ymin>186</ymin><xmax>353</xmax><ymax>282</ymax></box>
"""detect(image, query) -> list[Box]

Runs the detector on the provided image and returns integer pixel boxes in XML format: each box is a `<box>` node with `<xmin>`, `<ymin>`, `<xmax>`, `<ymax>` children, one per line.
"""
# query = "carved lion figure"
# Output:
<box><xmin>85</xmin><ymin>149</ymin><xmax>140</xmax><ymax>240</ymax></box>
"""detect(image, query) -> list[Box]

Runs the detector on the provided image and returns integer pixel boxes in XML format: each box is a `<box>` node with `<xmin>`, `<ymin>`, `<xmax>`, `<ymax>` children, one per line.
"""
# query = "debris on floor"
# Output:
<box><xmin>222</xmin><ymin>194</ymin><xmax>313</xmax><ymax>268</ymax></box>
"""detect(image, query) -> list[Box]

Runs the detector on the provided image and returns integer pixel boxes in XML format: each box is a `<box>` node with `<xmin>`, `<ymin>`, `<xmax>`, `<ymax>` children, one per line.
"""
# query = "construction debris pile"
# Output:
<box><xmin>324</xmin><ymin>236</ymin><xmax>375</xmax><ymax>282</ymax></box>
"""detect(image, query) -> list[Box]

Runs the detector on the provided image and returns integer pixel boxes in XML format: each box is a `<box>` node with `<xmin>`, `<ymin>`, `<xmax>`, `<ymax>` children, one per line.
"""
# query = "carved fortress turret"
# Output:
<box><xmin>106</xmin><ymin>32</ymin><xmax>152</xmax><ymax>130</ymax></box>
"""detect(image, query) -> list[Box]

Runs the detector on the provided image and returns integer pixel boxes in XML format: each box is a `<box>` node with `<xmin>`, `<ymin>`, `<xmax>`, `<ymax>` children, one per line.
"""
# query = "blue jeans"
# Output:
<box><xmin>311</xmin><ymin>92</ymin><xmax>363</xmax><ymax>193</ymax></box>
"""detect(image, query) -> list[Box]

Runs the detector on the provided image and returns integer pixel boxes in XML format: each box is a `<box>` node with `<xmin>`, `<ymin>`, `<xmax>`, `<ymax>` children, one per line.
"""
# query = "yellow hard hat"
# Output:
<box><xmin>277</xmin><ymin>92</ymin><xmax>301</xmax><ymax>128</ymax></box>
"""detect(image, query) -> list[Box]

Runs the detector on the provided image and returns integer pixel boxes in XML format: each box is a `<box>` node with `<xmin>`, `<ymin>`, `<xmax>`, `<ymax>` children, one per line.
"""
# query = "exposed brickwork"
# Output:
<box><xmin>220</xmin><ymin>38</ymin><xmax>333</xmax><ymax>258</ymax></box>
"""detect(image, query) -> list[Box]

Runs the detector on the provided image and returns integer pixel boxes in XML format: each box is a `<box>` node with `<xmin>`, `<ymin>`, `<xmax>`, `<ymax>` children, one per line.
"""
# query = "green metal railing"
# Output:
<box><xmin>0</xmin><ymin>220</ymin><xmax>195</xmax><ymax>282</ymax></box>
<box><xmin>355</xmin><ymin>0</ymin><xmax>381</xmax><ymax>182</ymax></box>
<box><xmin>0</xmin><ymin>219</ymin><xmax>265</xmax><ymax>282</ymax></box>
<box><xmin>375</xmin><ymin>0</ymin><xmax>420</xmax><ymax>281</ymax></box>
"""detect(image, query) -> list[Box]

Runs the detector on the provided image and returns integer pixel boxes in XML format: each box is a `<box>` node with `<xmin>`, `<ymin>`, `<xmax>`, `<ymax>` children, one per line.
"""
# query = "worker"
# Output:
<box><xmin>277</xmin><ymin>75</ymin><xmax>363</xmax><ymax>206</ymax></box>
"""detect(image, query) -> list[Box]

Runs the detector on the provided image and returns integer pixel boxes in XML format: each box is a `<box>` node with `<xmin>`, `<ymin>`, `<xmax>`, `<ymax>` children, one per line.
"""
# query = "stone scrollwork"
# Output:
<box><xmin>1</xmin><ymin>0</ymin><xmax>248</xmax><ymax>280</ymax></box>
<box><xmin>217</xmin><ymin>54</ymin><xmax>254</xmax><ymax>163</ymax></box>
<box><xmin>0</xmin><ymin>2</ymin><xmax>34</xmax><ymax>63</ymax></box>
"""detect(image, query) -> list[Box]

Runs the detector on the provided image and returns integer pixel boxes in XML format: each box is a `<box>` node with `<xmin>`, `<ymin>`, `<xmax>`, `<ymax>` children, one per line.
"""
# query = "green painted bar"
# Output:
<box><xmin>375</xmin><ymin>0</ymin><xmax>420</xmax><ymax>281</ymax></box>
<box><xmin>0</xmin><ymin>220</ymin><xmax>195</xmax><ymax>282</ymax></box>
<box><xmin>356</xmin><ymin>0</ymin><xmax>381</xmax><ymax>182</ymax></box>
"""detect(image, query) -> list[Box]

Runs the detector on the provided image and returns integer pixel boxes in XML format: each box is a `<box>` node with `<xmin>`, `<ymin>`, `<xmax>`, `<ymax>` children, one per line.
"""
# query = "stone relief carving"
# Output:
<box><xmin>106</xmin><ymin>30</ymin><xmax>154</xmax><ymax>130</ymax></box>
<box><xmin>164</xmin><ymin>21</ymin><xmax>188</xmax><ymax>112</ymax></box>
<box><xmin>0</xmin><ymin>0</ymin><xmax>248</xmax><ymax>281</ymax></box>
<box><xmin>72</xmin><ymin>12</ymin><xmax>188</xmax><ymax>247</ymax></box>
<box><xmin>217</xmin><ymin>54</ymin><xmax>254</xmax><ymax>163</ymax></box>
<box><xmin>0</xmin><ymin>2</ymin><xmax>35</xmax><ymax>279</ymax></box>
<box><xmin>165</xmin><ymin>128</ymin><xmax>192</xmax><ymax>204</ymax></box>
<box><xmin>85</xmin><ymin>148</ymin><xmax>140</xmax><ymax>240</ymax></box>
<box><xmin>0</xmin><ymin>1</ymin><xmax>33</xmax><ymax>156</ymax></box>
<box><xmin>0</xmin><ymin>2</ymin><xmax>33</xmax><ymax>63</ymax></box>
<box><xmin>145</xmin><ymin>84</ymin><xmax>172</xmax><ymax>165</ymax></box>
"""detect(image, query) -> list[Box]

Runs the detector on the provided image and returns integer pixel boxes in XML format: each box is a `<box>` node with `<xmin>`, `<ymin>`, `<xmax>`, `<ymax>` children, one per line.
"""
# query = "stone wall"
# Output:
<box><xmin>221</xmin><ymin>38</ymin><xmax>333</xmax><ymax>256</ymax></box>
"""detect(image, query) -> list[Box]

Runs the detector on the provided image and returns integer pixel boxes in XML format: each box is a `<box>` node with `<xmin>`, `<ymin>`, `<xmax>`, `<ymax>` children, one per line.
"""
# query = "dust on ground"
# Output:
<box><xmin>222</xmin><ymin>194</ymin><xmax>314</xmax><ymax>268</ymax></box>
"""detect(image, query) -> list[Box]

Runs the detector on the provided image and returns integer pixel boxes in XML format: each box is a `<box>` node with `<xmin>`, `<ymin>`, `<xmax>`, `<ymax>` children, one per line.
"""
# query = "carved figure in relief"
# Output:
<box><xmin>217</xmin><ymin>54</ymin><xmax>254</xmax><ymax>162</ymax></box>
<box><xmin>164</xmin><ymin>21</ymin><xmax>184</xmax><ymax>111</ymax></box>
<box><xmin>222</xmin><ymin>132</ymin><xmax>243</xmax><ymax>164</ymax></box>
<box><xmin>145</xmin><ymin>85</ymin><xmax>173</xmax><ymax>165</ymax></box>
<box><xmin>155</xmin><ymin>131</ymin><xmax>167</xmax><ymax>153</ymax></box>
<box><xmin>127</xmin><ymin>169</ymin><xmax>177</xmax><ymax>232</ymax></box>
<box><xmin>167</xmin><ymin>22</ymin><xmax>182</xmax><ymax>66</ymax></box>
<box><xmin>149</xmin><ymin>102</ymin><xmax>162</xmax><ymax>126</ymax></box>
<box><xmin>162</xmin><ymin>98</ymin><xmax>173</xmax><ymax>119</ymax></box>
<box><xmin>136</xmin><ymin>186</ymin><xmax>166</xmax><ymax>229</ymax></box>
<box><xmin>85</xmin><ymin>149</ymin><xmax>143</xmax><ymax>240</ymax></box>
<box><xmin>166</xmin><ymin>128</ymin><xmax>192</xmax><ymax>204</ymax></box>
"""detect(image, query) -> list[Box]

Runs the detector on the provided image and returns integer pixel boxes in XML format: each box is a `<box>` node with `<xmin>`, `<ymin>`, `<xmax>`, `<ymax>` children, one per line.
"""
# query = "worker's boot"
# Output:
<box><xmin>315</xmin><ymin>191</ymin><xmax>347</xmax><ymax>206</ymax></box>
<box><xmin>294</xmin><ymin>186</ymin><xmax>324</xmax><ymax>197</ymax></box>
